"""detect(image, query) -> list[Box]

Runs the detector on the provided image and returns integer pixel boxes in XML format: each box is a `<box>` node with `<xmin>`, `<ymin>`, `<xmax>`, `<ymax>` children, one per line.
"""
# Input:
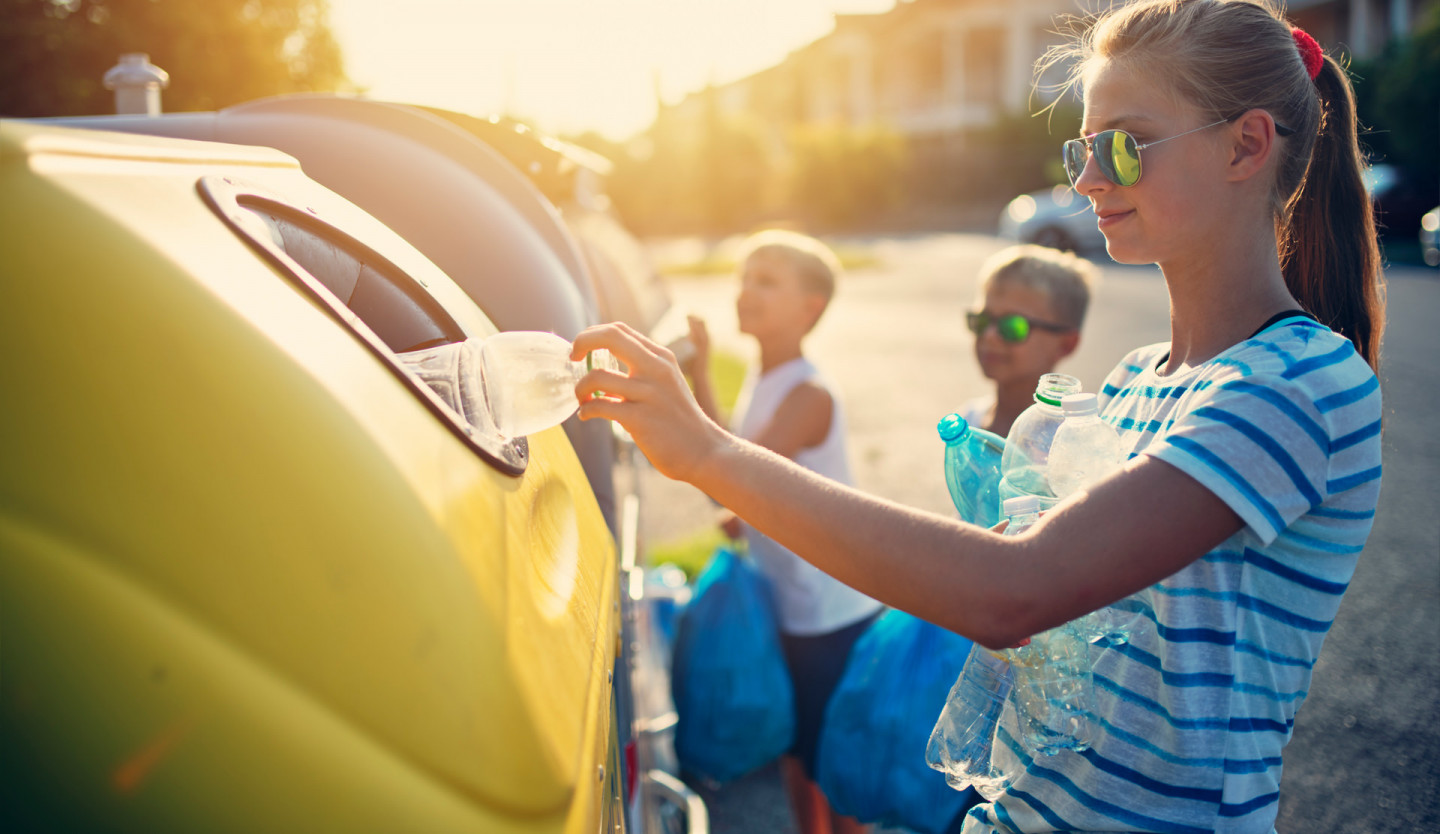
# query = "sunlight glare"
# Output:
<box><xmin>329</xmin><ymin>0</ymin><xmax>895</xmax><ymax>139</ymax></box>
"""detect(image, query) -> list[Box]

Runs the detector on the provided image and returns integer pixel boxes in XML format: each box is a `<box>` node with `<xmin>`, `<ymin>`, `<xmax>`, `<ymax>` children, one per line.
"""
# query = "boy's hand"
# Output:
<box><xmin>573</xmin><ymin>322</ymin><xmax>728</xmax><ymax>483</ymax></box>
<box><xmin>681</xmin><ymin>314</ymin><xmax>710</xmax><ymax>379</ymax></box>
<box><xmin>718</xmin><ymin>510</ymin><xmax>743</xmax><ymax>541</ymax></box>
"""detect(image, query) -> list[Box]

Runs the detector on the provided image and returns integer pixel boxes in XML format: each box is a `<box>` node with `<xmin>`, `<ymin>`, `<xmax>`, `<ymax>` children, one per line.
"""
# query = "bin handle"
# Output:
<box><xmin>643</xmin><ymin>769</ymin><xmax>708</xmax><ymax>834</ymax></box>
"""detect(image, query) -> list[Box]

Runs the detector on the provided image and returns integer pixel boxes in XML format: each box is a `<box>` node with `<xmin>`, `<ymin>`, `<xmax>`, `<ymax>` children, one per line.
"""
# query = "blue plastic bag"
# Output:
<box><xmin>816</xmin><ymin>609</ymin><xmax>980</xmax><ymax>833</ymax></box>
<box><xmin>671</xmin><ymin>547</ymin><xmax>794</xmax><ymax>784</ymax></box>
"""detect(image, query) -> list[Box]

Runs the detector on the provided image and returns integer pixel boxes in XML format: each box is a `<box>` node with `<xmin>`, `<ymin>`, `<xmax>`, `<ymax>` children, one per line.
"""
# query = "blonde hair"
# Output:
<box><xmin>737</xmin><ymin>229</ymin><xmax>841</xmax><ymax>307</ymax></box>
<box><xmin>1043</xmin><ymin>0</ymin><xmax>1383</xmax><ymax>368</ymax></box>
<box><xmin>978</xmin><ymin>244</ymin><xmax>1097</xmax><ymax>329</ymax></box>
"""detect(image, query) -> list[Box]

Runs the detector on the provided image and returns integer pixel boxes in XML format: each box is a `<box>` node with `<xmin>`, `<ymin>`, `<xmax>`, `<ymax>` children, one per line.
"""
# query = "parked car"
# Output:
<box><xmin>3</xmin><ymin>107</ymin><xmax>702</xmax><ymax>831</ymax></box>
<box><xmin>1421</xmin><ymin>206</ymin><xmax>1439</xmax><ymax>267</ymax></box>
<box><xmin>997</xmin><ymin>184</ymin><xmax>1106</xmax><ymax>253</ymax></box>
<box><xmin>1364</xmin><ymin>163</ymin><xmax>1436</xmax><ymax>240</ymax></box>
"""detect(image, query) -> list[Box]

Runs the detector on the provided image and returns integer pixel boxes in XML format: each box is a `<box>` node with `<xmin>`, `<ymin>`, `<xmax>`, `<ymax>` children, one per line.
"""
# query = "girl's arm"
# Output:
<box><xmin>574</xmin><ymin>322</ymin><xmax>1243</xmax><ymax>648</ymax></box>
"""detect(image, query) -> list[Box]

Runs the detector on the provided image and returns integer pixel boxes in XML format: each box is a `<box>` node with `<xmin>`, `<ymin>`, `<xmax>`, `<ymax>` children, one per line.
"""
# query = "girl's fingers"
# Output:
<box><xmin>576</xmin><ymin>365</ymin><xmax>645</xmax><ymax>403</ymax></box>
<box><xmin>575</xmin><ymin>394</ymin><xmax>628</xmax><ymax>424</ymax></box>
<box><xmin>571</xmin><ymin>322</ymin><xmax>664</xmax><ymax>371</ymax></box>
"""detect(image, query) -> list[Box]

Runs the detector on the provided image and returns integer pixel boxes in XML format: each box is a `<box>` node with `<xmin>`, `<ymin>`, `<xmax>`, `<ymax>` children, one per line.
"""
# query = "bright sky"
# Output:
<box><xmin>328</xmin><ymin>0</ymin><xmax>896</xmax><ymax>140</ymax></box>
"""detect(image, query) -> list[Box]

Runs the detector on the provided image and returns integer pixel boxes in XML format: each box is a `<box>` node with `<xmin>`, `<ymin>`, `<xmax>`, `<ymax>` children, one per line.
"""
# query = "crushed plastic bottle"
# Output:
<box><xmin>993</xmin><ymin>495</ymin><xmax>1095</xmax><ymax>758</ymax></box>
<box><xmin>926</xmin><ymin>641</ymin><xmax>1015</xmax><ymax>799</ymax></box>
<box><xmin>938</xmin><ymin>413</ymin><xmax>1006</xmax><ymax>528</ymax></box>
<box><xmin>1009</xmin><ymin>622</ymin><xmax>1094</xmax><ymax>757</ymax></box>
<box><xmin>925</xmin><ymin>495</ymin><xmax>1040</xmax><ymax>800</ymax></box>
<box><xmin>478</xmin><ymin>330</ymin><xmax>622</xmax><ymax>438</ymax></box>
<box><xmin>998</xmin><ymin>373</ymin><xmax>1082</xmax><ymax>515</ymax></box>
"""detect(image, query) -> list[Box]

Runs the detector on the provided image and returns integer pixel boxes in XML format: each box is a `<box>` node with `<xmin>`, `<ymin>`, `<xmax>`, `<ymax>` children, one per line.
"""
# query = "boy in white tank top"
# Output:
<box><xmin>683</xmin><ymin>230</ymin><xmax>880</xmax><ymax>834</ymax></box>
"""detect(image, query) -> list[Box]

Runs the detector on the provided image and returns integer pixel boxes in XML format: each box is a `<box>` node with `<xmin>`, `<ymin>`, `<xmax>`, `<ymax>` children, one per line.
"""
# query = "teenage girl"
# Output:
<box><xmin>574</xmin><ymin>1</ymin><xmax>1385</xmax><ymax>830</ymax></box>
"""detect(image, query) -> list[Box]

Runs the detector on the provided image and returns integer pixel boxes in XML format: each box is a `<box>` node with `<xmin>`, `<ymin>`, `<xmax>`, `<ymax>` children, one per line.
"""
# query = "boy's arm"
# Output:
<box><xmin>750</xmin><ymin>382</ymin><xmax>832</xmax><ymax>459</ymax></box>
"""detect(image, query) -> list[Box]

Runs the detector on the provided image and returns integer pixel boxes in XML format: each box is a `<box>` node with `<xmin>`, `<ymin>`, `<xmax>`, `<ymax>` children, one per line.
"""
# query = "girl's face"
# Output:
<box><xmin>971</xmin><ymin>282</ymin><xmax>1076</xmax><ymax>389</ymax></box>
<box><xmin>736</xmin><ymin>252</ymin><xmax>821</xmax><ymax>340</ymax></box>
<box><xmin>1075</xmin><ymin>60</ymin><xmax>1232</xmax><ymax>267</ymax></box>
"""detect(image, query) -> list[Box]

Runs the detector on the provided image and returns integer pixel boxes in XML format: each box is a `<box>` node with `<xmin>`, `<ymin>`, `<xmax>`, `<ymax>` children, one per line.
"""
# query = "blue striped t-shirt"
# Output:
<box><xmin>963</xmin><ymin>317</ymin><xmax>1383</xmax><ymax>833</ymax></box>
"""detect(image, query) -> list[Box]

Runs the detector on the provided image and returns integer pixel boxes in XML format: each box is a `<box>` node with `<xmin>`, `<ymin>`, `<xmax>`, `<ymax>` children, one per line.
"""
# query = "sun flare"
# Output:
<box><xmin>329</xmin><ymin>0</ymin><xmax>895</xmax><ymax>139</ymax></box>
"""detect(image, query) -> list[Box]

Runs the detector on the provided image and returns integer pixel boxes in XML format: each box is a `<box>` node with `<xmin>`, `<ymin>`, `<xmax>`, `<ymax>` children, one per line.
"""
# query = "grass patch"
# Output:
<box><xmin>647</xmin><ymin>526</ymin><xmax>743</xmax><ymax>582</ymax></box>
<box><xmin>706</xmin><ymin>348</ymin><xmax>748</xmax><ymax>417</ymax></box>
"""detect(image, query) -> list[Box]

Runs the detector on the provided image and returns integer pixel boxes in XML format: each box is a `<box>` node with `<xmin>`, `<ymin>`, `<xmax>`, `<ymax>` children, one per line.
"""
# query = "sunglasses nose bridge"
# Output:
<box><xmin>1067</xmin><ymin>137</ymin><xmax>1112</xmax><ymax>190</ymax></box>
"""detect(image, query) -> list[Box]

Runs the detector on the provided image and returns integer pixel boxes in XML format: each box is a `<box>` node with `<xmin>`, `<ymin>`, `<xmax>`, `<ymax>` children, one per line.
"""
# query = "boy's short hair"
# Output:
<box><xmin>737</xmin><ymin>229</ymin><xmax>841</xmax><ymax>308</ymax></box>
<box><xmin>977</xmin><ymin>244</ymin><xmax>1097</xmax><ymax>329</ymax></box>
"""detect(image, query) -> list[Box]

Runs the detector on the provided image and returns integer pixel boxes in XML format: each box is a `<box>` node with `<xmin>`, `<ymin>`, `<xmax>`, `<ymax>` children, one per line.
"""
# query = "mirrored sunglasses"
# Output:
<box><xmin>966</xmin><ymin>311</ymin><xmax>1072</xmax><ymax>343</ymax></box>
<box><xmin>1062</xmin><ymin>118</ymin><xmax>1231</xmax><ymax>188</ymax></box>
<box><xmin>1062</xmin><ymin>114</ymin><xmax>1295</xmax><ymax>188</ymax></box>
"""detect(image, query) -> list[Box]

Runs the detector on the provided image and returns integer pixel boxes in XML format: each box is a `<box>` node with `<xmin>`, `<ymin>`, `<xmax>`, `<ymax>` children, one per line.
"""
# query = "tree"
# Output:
<box><xmin>0</xmin><ymin>0</ymin><xmax>347</xmax><ymax>116</ymax></box>
<box><xmin>1352</xmin><ymin>5</ymin><xmax>1440</xmax><ymax>206</ymax></box>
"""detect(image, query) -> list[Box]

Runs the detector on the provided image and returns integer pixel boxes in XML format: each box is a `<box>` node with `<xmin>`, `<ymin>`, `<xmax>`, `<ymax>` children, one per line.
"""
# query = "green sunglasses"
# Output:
<box><xmin>967</xmin><ymin>311</ymin><xmax>1072</xmax><ymax>343</ymax></box>
<box><xmin>1063</xmin><ymin>113</ymin><xmax>1295</xmax><ymax>187</ymax></box>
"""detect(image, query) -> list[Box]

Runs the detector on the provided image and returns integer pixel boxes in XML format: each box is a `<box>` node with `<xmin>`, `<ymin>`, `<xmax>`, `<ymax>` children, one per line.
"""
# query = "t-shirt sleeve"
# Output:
<box><xmin>1141</xmin><ymin>371</ymin><xmax>1332</xmax><ymax>544</ymax></box>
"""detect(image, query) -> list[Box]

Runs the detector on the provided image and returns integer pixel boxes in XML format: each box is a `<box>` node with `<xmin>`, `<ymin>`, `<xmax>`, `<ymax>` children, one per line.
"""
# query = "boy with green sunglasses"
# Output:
<box><xmin>959</xmin><ymin>244</ymin><xmax>1096</xmax><ymax>436</ymax></box>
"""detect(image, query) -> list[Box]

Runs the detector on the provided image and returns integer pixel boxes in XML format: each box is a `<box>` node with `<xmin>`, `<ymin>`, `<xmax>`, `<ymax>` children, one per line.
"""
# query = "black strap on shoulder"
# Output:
<box><xmin>1154</xmin><ymin>309</ymin><xmax>1318</xmax><ymax>371</ymax></box>
<box><xmin>1249</xmin><ymin>309</ymin><xmax>1317</xmax><ymax>338</ymax></box>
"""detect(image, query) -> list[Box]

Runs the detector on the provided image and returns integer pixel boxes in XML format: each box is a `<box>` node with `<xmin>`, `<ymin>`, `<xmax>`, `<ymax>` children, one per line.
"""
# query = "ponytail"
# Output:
<box><xmin>1278</xmin><ymin>53</ymin><xmax>1385</xmax><ymax>371</ymax></box>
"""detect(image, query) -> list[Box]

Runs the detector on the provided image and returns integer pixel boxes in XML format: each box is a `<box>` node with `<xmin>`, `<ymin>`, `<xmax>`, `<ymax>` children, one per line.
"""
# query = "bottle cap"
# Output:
<box><xmin>1003</xmin><ymin>495</ymin><xmax>1040</xmax><ymax>516</ymax></box>
<box><xmin>1060</xmin><ymin>392</ymin><xmax>1099</xmax><ymax>417</ymax></box>
<box><xmin>937</xmin><ymin>413</ymin><xmax>969</xmax><ymax>443</ymax></box>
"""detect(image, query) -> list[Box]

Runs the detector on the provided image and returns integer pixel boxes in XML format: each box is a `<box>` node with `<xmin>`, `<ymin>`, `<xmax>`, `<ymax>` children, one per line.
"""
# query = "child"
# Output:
<box><xmin>576</xmin><ymin>1</ymin><xmax>1384</xmax><ymax>831</ymax></box>
<box><xmin>959</xmin><ymin>244</ymin><xmax>1096</xmax><ymax>436</ymax></box>
<box><xmin>682</xmin><ymin>229</ymin><xmax>882</xmax><ymax>834</ymax></box>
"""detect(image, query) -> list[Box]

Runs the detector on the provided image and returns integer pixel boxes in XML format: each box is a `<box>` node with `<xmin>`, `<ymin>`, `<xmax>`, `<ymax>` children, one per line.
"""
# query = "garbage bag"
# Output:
<box><xmin>671</xmin><ymin>547</ymin><xmax>794</xmax><ymax>784</ymax></box>
<box><xmin>816</xmin><ymin>609</ymin><xmax>980</xmax><ymax>833</ymax></box>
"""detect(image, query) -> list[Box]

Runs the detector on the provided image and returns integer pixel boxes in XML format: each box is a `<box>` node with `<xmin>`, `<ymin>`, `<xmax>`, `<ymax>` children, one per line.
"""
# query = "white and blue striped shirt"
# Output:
<box><xmin>964</xmin><ymin>317</ymin><xmax>1383</xmax><ymax>833</ymax></box>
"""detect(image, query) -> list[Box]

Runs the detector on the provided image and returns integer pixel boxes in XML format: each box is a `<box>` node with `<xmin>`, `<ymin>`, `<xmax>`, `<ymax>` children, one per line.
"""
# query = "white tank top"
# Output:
<box><xmin>733</xmin><ymin>357</ymin><xmax>884</xmax><ymax>636</ymax></box>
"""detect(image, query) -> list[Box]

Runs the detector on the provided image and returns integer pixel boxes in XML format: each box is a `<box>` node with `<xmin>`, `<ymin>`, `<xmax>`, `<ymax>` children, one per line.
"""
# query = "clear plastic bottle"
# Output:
<box><xmin>924</xmin><ymin>495</ymin><xmax>1037</xmax><ymax>800</ymax></box>
<box><xmin>993</xmin><ymin>494</ymin><xmax>1096</xmax><ymax>758</ymax></box>
<box><xmin>1046</xmin><ymin>392</ymin><xmax>1122</xmax><ymax>500</ymax></box>
<box><xmin>478</xmin><ymin>330</ymin><xmax>621</xmax><ymax>438</ymax></box>
<box><xmin>925</xmin><ymin>641</ymin><xmax>1015</xmax><ymax>799</ymax></box>
<box><xmin>1010</xmin><ymin>620</ymin><xmax>1094</xmax><ymax>757</ymax></box>
<box><xmin>938</xmin><ymin>413</ymin><xmax>1007</xmax><ymax>528</ymax></box>
<box><xmin>997</xmin><ymin>373</ymin><xmax>1082</xmax><ymax>515</ymax></box>
<box><xmin>1047</xmin><ymin>392</ymin><xmax>1145</xmax><ymax>645</ymax></box>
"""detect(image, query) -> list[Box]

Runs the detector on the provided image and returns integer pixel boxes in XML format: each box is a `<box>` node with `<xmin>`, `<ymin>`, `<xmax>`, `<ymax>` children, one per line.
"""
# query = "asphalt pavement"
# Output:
<box><xmin>640</xmin><ymin>233</ymin><xmax>1439</xmax><ymax>833</ymax></box>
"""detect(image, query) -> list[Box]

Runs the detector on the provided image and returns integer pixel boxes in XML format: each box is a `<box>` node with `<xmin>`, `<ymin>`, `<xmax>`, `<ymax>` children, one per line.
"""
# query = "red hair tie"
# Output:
<box><xmin>1293</xmin><ymin>27</ymin><xmax>1323</xmax><ymax>81</ymax></box>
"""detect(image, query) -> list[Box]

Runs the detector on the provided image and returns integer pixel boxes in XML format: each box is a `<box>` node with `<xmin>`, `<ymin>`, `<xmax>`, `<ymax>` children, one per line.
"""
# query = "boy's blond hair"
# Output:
<box><xmin>977</xmin><ymin>244</ymin><xmax>1097</xmax><ymax>329</ymax></box>
<box><xmin>737</xmin><ymin>229</ymin><xmax>841</xmax><ymax>309</ymax></box>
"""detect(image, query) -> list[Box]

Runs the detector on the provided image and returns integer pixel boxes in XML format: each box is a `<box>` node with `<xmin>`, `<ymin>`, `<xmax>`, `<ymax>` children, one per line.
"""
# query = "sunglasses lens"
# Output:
<box><xmin>1062</xmin><ymin>140</ymin><xmax>1086</xmax><ymax>185</ymax></box>
<box><xmin>1099</xmin><ymin>130</ymin><xmax>1141</xmax><ymax>186</ymax></box>
<box><xmin>966</xmin><ymin>311</ymin><xmax>986</xmax><ymax>335</ymax></box>
<box><xmin>998</xmin><ymin>315</ymin><xmax>1030</xmax><ymax>342</ymax></box>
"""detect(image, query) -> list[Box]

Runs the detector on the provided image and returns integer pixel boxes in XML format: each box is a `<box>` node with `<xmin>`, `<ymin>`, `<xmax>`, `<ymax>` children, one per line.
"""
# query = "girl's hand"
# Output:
<box><xmin>572</xmin><ymin>322</ymin><xmax>728</xmax><ymax>482</ymax></box>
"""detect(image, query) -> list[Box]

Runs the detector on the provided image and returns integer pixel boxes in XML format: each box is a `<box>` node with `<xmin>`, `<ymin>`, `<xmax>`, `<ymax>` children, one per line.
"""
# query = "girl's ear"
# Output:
<box><xmin>1227</xmin><ymin>109</ymin><xmax>1280</xmax><ymax>183</ymax></box>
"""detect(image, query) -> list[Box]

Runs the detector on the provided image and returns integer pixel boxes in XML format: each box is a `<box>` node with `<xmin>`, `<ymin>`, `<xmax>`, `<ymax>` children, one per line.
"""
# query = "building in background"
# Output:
<box><xmin>654</xmin><ymin>0</ymin><xmax>1424</xmax><ymax>210</ymax></box>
